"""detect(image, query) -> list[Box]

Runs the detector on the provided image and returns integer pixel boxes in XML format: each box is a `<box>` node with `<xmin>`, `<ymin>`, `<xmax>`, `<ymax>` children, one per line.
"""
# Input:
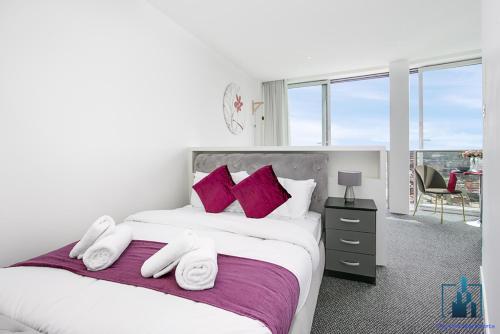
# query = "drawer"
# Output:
<box><xmin>326</xmin><ymin>250</ymin><xmax>376</xmax><ymax>277</ymax></box>
<box><xmin>326</xmin><ymin>229</ymin><xmax>375</xmax><ymax>255</ymax></box>
<box><xmin>325</xmin><ymin>208</ymin><xmax>375</xmax><ymax>233</ymax></box>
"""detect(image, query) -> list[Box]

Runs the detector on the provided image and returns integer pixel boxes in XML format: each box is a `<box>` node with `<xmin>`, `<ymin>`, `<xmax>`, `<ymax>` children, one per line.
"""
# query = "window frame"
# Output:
<box><xmin>412</xmin><ymin>58</ymin><xmax>482</xmax><ymax>150</ymax></box>
<box><xmin>329</xmin><ymin>72</ymin><xmax>390</xmax><ymax>147</ymax></box>
<box><xmin>288</xmin><ymin>80</ymin><xmax>330</xmax><ymax>146</ymax></box>
<box><xmin>287</xmin><ymin>58</ymin><xmax>482</xmax><ymax>148</ymax></box>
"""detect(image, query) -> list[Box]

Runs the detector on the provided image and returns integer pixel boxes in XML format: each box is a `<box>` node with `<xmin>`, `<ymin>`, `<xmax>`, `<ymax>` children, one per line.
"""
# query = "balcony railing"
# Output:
<box><xmin>409</xmin><ymin>150</ymin><xmax>482</xmax><ymax>216</ymax></box>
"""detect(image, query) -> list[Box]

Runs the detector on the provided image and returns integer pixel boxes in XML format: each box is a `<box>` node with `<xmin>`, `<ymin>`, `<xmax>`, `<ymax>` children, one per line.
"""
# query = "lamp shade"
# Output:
<box><xmin>338</xmin><ymin>171</ymin><xmax>362</xmax><ymax>186</ymax></box>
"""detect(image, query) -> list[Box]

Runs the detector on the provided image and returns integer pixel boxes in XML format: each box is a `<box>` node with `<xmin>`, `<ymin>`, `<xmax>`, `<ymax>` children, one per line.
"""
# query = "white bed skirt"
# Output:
<box><xmin>289</xmin><ymin>238</ymin><xmax>325</xmax><ymax>334</ymax></box>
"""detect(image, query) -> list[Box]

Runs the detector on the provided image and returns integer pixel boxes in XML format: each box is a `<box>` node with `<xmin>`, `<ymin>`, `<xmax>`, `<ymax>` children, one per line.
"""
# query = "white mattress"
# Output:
<box><xmin>182</xmin><ymin>206</ymin><xmax>322</xmax><ymax>244</ymax></box>
<box><xmin>267</xmin><ymin>210</ymin><xmax>322</xmax><ymax>244</ymax></box>
<box><xmin>0</xmin><ymin>206</ymin><xmax>322</xmax><ymax>334</ymax></box>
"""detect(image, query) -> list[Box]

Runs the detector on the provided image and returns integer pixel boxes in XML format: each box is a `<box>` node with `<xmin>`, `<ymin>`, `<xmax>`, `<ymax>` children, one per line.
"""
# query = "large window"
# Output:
<box><xmin>288</xmin><ymin>82</ymin><xmax>327</xmax><ymax>146</ymax></box>
<box><xmin>330</xmin><ymin>75</ymin><xmax>389</xmax><ymax>146</ymax></box>
<box><xmin>288</xmin><ymin>76</ymin><xmax>389</xmax><ymax>146</ymax></box>
<box><xmin>408</xmin><ymin>60</ymin><xmax>483</xmax><ymax>211</ymax></box>
<box><xmin>288</xmin><ymin>60</ymin><xmax>482</xmax><ymax>150</ymax></box>
<box><xmin>421</xmin><ymin>63</ymin><xmax>483</xmax><ymax>149</ymax></box>
<box><xmin>288</xmin><ymin>60</ymin><xmax>483</xmax><ymax>214</ymax></box>
<box><xmin>410</xmin><ymin>61</ymin><xmax>483</xmax><ymax>150</ymax></box>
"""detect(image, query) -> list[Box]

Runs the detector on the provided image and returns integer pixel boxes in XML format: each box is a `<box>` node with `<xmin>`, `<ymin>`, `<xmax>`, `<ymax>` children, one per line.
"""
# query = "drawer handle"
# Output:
<box><xmin>340</xmin><ymin>218</ymin><xmax>360</xmax><ymax>223</ymax></box>
<box><xmin>340</xmin><ymin>260</ymin><xmax>360</xmax><ymax>267</ymax></box>
<box><xmin>340</xmin><ymin>238</ymin><xmax>360</xmax><ymax>245</ymax></box>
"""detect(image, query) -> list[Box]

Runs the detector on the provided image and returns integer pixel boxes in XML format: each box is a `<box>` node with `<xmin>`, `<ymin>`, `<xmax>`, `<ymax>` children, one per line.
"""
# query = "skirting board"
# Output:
<box><xmin>481</xmin><ymin>266</ymin><xmax>491</xmax><ymax>334</ymax></box>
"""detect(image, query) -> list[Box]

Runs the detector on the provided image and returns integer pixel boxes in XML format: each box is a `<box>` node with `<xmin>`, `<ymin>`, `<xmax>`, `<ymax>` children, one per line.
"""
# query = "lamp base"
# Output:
<box><xmin>344</xmin><ymin>186</ymin><xmax>355</xmax><ymax>203</ymax></box>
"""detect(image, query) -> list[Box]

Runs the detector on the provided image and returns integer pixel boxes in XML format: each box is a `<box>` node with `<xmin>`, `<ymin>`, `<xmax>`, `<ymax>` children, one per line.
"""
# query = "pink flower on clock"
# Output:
<box><xmin>234</xmin><ymin>95</ymin><xmax>243</xmax><ymax>112</ymax></box>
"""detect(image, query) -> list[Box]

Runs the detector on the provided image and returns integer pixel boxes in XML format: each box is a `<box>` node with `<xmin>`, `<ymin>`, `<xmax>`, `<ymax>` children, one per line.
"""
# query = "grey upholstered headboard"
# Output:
<box><xmin>193</xmin><ymin>153</ymin><xmax>329</xmax><ymax>213</ymax></box>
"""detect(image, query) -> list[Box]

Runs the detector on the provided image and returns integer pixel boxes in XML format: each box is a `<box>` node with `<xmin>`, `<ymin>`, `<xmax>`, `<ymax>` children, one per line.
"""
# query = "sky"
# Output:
<box><xmin>288</xmin><ymin>64</ymin><xmax>483</xmax><ymax>150</ymax></box>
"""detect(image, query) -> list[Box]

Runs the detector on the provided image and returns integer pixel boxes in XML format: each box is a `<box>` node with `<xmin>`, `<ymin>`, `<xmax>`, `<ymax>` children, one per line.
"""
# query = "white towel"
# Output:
<box><xmin>175</xmin><ymin>237</ymin><xmax>218</xmax><ymax>291</ymax></box>
<box><xmin>82</xmin><ymin>225</ymin><xmax>132</xmax><ymax>271</ymax></box>
<box><xmin>141</xmin><ymin>230</ymin><xmax>199</xmax><ymax>278</ymax></box>
<box><xmin>69</xmin><ymin>216</ymin><xmax>116</xmax><ymax>259</ymax></box>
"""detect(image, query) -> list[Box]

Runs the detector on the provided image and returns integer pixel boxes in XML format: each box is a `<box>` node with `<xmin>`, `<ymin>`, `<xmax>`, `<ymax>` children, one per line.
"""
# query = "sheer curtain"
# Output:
<box><xmin>262</xmin><ymin>80</ymin><xmax>289</xmax><ymax>146</ymax></box>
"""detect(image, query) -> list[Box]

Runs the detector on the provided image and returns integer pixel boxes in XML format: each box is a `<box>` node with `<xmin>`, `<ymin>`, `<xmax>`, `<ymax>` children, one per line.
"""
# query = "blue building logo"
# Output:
<box><xmin>441</xmin><ymin>276</ymin><xmax>482</xmax><ymax>318</ymax></box>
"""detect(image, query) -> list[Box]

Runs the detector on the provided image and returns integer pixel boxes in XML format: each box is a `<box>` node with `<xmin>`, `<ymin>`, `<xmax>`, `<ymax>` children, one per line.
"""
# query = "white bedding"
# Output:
<box><xmin>0</xmin><ymin>206</ymin><xmax>322</xmax><ymax>334</ymax></box>
<box><xmin>267</xmin><ymin>210</ymin><xmax>322</xmax><ymax>244</ymax></box>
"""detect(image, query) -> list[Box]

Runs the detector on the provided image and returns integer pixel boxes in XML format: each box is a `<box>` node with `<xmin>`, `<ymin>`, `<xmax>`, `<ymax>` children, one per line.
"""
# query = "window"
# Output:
<box><xmin>288</xmin><ymin>76</ymin><xmax>389</xmax><ymax>146</ymax></box>
<box><xmin>288</xmin><ymin>82</ymin><xmax>328</xmax><ymax>146</ymax></box>
<box><xmin>330</xmin><ymin>75</ymin><xmax>389</xmax><ymax>146</ymax></box>
<box><xmin>420</xmin><ymin>63</ymin><xmax>483</xmax><ymax>149</ymax></box>
<box><xmin>287</xmin><ymin>60</ymin><xmax>482</xmax><ymax>150</ymax></box>
<box><xmin>409</xmin><ymin>60</ymin><xmax>483</xmax><ymax>211</ymax></box>
<box><xmin>409</xmin><ymin>72</ymin><xmax>420</xmax><ymax>150</ymax></box>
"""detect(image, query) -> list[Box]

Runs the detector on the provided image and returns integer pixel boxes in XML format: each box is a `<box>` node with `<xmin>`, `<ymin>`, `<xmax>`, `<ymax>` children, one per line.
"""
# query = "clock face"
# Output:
<box><xmin>223</xmin><ymin>83</ymin><xmax>245</xmax><ymax>135</ymax></box>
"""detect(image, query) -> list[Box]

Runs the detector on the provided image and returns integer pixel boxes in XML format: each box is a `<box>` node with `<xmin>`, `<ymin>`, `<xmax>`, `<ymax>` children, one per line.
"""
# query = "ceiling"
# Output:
<box><xmin>148</xmin><ymin>0</ymin><xmax>481</xmax><ymax>81</ymax></box>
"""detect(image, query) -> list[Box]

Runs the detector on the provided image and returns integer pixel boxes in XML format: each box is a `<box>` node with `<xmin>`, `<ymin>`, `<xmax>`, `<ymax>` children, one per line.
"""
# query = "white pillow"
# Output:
<box><xmin>190</xmin><ymin>170</ymin><xmax>249</xmax><ymax>212</ymax></box>
<box><xmin>224</xmin><ymin>171</ymin><xmax>250</xmax><ymax>213</ymax></box>
<box><xmin>271</xmin><ymin>178</ymin><xmax>317</xmax><ymax>219</ymax></box>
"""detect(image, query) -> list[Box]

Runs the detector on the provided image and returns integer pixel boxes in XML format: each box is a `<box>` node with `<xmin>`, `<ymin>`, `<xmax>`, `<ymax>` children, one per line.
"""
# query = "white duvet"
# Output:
<box><xmin>0</xmin><ymin>206</ymin><xmax>320</xmax><ymax>334</ymax></box>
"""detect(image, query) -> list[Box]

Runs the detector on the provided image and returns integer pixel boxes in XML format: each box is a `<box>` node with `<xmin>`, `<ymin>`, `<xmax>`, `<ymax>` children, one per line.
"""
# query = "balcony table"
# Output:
<box><xmin>450</xmin><ymin>170</ymin><xmax>483</xmax><ymax>227</ymax></box>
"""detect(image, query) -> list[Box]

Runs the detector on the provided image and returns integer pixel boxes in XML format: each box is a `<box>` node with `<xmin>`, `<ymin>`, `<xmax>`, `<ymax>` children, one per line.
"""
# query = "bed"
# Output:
<box><xmin>0</xmin><ymin>153</ymin><xmax>328</xmax><ymax>334</ymax></box>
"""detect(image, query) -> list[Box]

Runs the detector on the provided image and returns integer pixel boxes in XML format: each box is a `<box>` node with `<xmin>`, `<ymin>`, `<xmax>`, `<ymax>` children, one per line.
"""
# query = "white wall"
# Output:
<box><xmin>389</xmin><ymin>60</ymin><xmax>410</xmax><ymax>214</ymax></box>
<box><xmin>482</xmin><ymin>0</ymin><xmax>500</xmax><ymax>329</ymax></box>
<box><xmin>0</xmin><ymin>0</ymin><xmax>260</xmax><ymax>266</ymax></box>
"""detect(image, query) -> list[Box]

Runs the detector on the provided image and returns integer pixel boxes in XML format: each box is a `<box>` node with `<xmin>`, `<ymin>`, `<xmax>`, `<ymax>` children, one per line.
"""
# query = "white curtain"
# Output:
<box><xmin>262</xmin><ymin>80</ymin><xmax>289</xmax><ymax>146</ymax></box>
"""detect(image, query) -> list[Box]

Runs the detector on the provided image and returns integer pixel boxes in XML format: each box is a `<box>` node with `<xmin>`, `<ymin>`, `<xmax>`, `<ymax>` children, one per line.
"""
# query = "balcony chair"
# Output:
<box><xmin>413</xmin><ymin>165</ymin><xmax>465</xmax><ymax>224</ymax></box>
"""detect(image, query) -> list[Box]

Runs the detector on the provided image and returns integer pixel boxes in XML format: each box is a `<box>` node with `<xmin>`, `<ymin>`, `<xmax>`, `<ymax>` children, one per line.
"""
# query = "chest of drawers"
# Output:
<box><xmin>324</xmin><ymin>197</ymin><xmax>377</xmax><ymax>284</ymax></box>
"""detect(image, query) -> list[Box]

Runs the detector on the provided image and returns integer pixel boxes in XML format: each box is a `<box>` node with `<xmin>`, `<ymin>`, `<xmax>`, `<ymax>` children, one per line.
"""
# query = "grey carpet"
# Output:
<box><xmin>311</xmin><ymin>212</ymin><xmax>483</xmax><ymax>334</ymax></box>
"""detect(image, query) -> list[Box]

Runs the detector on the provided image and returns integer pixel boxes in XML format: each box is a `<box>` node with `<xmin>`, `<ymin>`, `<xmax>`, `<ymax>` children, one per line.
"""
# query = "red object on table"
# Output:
<box><xmin>464</xmin><ymin>170</ymin><xmax>483</xmax><ymax>176</ymax></box>
<box><xmin>448</xmin><ymin>171</ymin><xmax>458</xmax><ymax>192</ymax></box>
<box><xmin>448</xmin><ymin>170</ymin><xmax>483</xmax><ymax>192</ymax></box>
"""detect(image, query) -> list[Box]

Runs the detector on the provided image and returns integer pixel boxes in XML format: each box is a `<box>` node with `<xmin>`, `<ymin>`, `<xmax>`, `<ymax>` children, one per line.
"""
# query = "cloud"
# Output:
<box><xmin>345</xmin><ymin>91</ymin><xmax>388</xmax><ymax>102</ymax></box>
<box><xmin>421</xmin><ymin>122</ymin><xmax>482</xmax><ymax>149</ymax></box>
<box><xmin>289</xmin><ymin>118</ymin><xmax>322</xmax><ymax>146</ymax></box>
<box><xmin>441</xmin><ymin>94</ymin><xmax>482</xmax><ymax>110</ymax></box>
<box><xmin>331</xmin><ymin>117</ymin><xmax>389</xmax><ymax>146</ymax></box>
<box><xmin>289</xmin><ymin>115</ymin><xmax>482</xmax><ymax>150</ymax></box>
<box><xmin>333</xmin><ymin>85</ymin><xmax>389</xmax><ymax>102</ymax></box>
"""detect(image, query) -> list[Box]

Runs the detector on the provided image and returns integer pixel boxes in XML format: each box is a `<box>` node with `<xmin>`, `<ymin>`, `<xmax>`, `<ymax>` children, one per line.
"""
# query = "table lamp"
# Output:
<box><xmin>338</xmin><ymin>171</ymin><xmax>362</xmax><ymax>203</ymax></box>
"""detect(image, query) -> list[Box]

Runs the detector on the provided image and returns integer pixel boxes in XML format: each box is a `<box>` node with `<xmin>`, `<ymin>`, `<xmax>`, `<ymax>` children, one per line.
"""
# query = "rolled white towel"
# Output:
<box><xmin>69</xmin><ymin>215</ymin><xmax>116</xmax><ymax>259</ymax></box>
<box><xmin>141</xmin><ymin>230</ymin><xmax>199</xmax><ymax>278</ymax></box>
<box><xmin>175</xmin><ymin>237</ymin><xmax>218</xmax><ymax>291</ymax></box>
<box><xmin>82</xmin><ymin>225</ymin><xmax>132</xmax><ymax>271</ymax></box>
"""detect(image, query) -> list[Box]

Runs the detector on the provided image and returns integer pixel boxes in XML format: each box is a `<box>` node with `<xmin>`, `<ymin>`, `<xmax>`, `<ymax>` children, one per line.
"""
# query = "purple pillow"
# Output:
<box><xmin>231</xmin><ymin>165</ymin><xmax>291</xmax><ymax>218</ymax></box>
<box><xmin>192</xmin><ymin>165</ymin><xmax>236</xmax><ymax>213</ymax></box>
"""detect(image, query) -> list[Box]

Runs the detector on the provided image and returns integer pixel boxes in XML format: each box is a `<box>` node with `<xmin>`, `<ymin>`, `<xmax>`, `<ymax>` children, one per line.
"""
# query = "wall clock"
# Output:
<box><xmin>223</xmin><ymin>83</ymin><xmax>245</xmax><ymax>135</ymax></box>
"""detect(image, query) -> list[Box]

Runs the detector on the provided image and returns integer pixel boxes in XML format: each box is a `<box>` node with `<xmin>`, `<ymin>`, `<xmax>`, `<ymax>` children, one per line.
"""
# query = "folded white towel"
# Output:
<box><xmin>82</xmin><ymin>225</ymin><xmax>132</xmax><ymax>271</ymax></box>
<box><xmin>69</xmin><ymin>216</ymin><xmax>116</xmax><ymax>259</ymax></box>
<box><xmin>175</xmin><ymin>237</ymin><xmax>218</xmax><ymax>291</ymax></box>
<box><xmin>141</xmin><ymin>230</ymin><xmax>199</xmax><ymax>278</ymax></box>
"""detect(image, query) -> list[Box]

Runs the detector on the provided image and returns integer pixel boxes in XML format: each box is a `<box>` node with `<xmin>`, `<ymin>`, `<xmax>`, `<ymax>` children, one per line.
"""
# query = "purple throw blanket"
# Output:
<box><xmin>12</xmin><ymin>240</ymin><xmax>299</xmax><ymax>334</ymax></box>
